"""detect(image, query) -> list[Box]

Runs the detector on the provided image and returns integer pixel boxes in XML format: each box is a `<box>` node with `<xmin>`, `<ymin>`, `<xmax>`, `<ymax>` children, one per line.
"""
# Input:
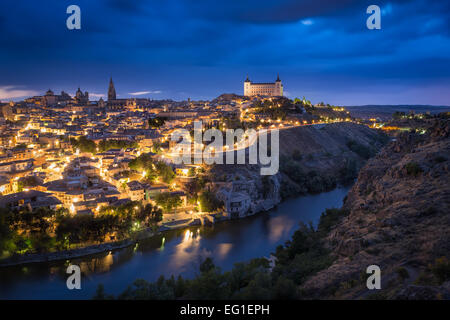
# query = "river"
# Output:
<box><xmin>0</xmin><ymin>186</ymin><xmax>349</xmax><ymax>299</ymax></box>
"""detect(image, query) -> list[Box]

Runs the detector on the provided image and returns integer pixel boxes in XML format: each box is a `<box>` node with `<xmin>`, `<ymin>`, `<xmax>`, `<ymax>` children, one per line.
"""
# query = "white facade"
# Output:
<box><xmin>244</xmin><ymin>75</ymin><xmax>283</xmax><ymax>97</ymax></box>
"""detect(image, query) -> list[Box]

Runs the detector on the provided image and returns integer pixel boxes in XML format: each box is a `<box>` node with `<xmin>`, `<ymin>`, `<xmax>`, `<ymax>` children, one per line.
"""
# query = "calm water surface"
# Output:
<box><xmin>0</xmin><ymin>187</ymin><xmax>349</xmax><ymax>299</ymax></box>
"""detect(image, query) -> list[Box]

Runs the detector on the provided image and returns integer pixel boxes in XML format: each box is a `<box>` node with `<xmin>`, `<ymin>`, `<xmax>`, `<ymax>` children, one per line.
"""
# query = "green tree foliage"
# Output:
<box><xmin>183</xmin><ymin>177</ymin><xmax>207</xmax><ymax>204</ymax></box>
<box><xmin>280</xmin><ymin>159</ymin><xmax>305</xmax><ymax>184</ymax></box>
<box><xmin>17</xmin><ymin>176</ymin><xmax>41</xmax><ymax>192</ymax></box>
<box><xmin>198</xmin><ymin>191</ymin><xmax>223</xmax><ymax>212</ymax></box>
<box><xmin>129</xmin><ymin>155</ymin><xmax>174</xmax><ymax>183</ymax></box>
<box><xmin>58</xmin><ymin>202</ymin><xmax>162</xmax><ymax>245</ymax></box>
<box><xmin>346</xmin><ymin>139</ymin><xmax>374</xmax><ymax>160</ymax></box>
<box><xmin>155</xmin><ymin>161</ymin><xmax>175</xmax><ymax>184</ymax></box>
<box><xmin>0</xmin><ymin>201</ymin><xmax>163</xmax><ymax>256</ymax></box>
<box><xmin>128</xmin><ymin>153</ymin><xmax>154</xmax><ymax>172</ymax></box>
<box><xmin>13</xmin><ymin>143</ymin><xmax>27</xmax><ymax>149</ymax></box>
<box><xmin>317</xmin><ymin>208</ymin><xmax>349</xmax><ymax>237</ymax></box>
<box><xmin>188</xmin><ymin>167</ymin><xmax>196</xmax><ymax>177</ymax></box>
<box><xmin>0</xmin><ymin>206</ymin><xmax>61</xmax><ymax>255</ymax></box>
<box><xmin>393</xmin><ymin>111</ymin><xmax>406</xmax><ymax>120</ymax></box>
<box><xmin>151</xmin><ymin>141</ymin><xmax>162</xmax><ymax>154</ymax></box>
<box><xmin>154</xmin><ymin>193</ymin><xmax>182</xmax><ymax>212</ymax></box>
<box><xmin>0</xmin><ymin>208</ymin><xmax>16</xmax><ymax>256</ymax></box>
<box><xmin>70</xmin><ymin>136</ymin><xmax>97</xmax><ymax>154</ymax></box>
<box><xmin>98</xmin><ymin>139</ymin><xmax>138</xmax><ymax>152</ymax></box>
<box><xmin>271</xmin><ymin>222</ymin><xmax>334</xmax><ymax>285</ymax></box>
<box><xmin>148</xmin><ymin>117</ymin><xmax>167</xmax><ymax>128</ymax></box>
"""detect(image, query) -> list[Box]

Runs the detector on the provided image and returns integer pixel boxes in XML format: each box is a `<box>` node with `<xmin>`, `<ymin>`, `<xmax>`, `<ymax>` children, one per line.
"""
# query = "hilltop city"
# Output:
<box><xmin>0</xmin><ymin>75</ymin><xmax>438</xmax><ymax>258</ymax></box>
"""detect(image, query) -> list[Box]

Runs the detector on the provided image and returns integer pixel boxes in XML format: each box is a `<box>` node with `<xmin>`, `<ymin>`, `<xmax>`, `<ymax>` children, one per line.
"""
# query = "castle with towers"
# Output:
<box><xmin>244</xmin><ymin>74</ymin><xmax>283</xmax><ymax>97</ymax></box>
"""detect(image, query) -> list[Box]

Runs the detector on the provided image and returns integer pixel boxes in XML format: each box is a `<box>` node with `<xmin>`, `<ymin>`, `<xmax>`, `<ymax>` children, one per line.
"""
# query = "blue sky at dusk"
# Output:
<box><xmin>0</xmin><ymin>0</ymin><xmax>449</xmax><ymax>105</ymax></box>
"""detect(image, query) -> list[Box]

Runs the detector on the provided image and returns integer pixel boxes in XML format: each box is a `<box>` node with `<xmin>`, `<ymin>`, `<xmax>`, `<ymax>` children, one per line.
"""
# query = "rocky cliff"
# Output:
<box><xmin>278</xmin><ymin>122</ymin><xmax>388</xmax><ymax>197</ymax></box>
<box><xmin>301</xmin><ymin>117</ymin><xmax>450</xmax><ymax>299</ymax></box>
<box><xmin>208</xmin><ymin>122</ymin><xmax>388</xmax><ymax>217</ymax></box>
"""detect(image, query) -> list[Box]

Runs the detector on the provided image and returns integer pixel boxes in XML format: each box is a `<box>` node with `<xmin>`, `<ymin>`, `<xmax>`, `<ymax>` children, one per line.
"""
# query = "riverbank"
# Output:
<box><xmin>0</xmin><ymin>183</ymin><xmax>334</xmax><ymax>268</ymax></box>
<box><xmin>0</xmin><ymin>210</ymin><xmax>233</xmax><ymax>267</ymax></box>
<box><xmin>0</xmin><ymin>123</ymin><xmax>386</xmax><ymax>269</ymax></box>
<box><xmin>0</xmin><ymin>239</ymin><xmax>136</xmax><ymax>267</ymax></box>
<box><xmin>0</xmin><ymin>187</ymin><xmax>350</xmax><ymax>299</ymax></box>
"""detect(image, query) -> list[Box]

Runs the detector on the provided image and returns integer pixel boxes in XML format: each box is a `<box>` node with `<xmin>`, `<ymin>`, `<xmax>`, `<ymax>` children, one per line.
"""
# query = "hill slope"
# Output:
<box><xmin>301</xmin><ymin>118</ymin><xmax>450</xmax><ymax>299</ymax></box>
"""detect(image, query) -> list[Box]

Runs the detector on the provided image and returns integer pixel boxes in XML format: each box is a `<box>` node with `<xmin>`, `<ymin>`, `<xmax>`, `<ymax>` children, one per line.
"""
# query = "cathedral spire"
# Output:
<box><xmin>108</xmin><ymin>77</ymin><xmax>116</xmax><ymax>101</ymax></box>
<box><xmin>276</xmin><ymin>73</ymin><xmax>280</xmax><ymax>82</ymax></box>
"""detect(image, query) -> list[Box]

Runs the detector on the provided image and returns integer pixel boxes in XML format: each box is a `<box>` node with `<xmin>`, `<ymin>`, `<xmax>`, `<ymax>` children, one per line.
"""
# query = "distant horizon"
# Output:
<box><xmin>1</xmin><ymin>85</ymin><xmax>450</xmax><ymax>109</ymax></box>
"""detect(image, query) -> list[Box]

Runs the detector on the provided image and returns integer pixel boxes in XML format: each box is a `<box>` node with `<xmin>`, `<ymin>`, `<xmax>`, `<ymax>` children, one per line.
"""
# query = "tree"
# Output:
<box><xmin>148</xmin><ymin>117</ymin><xmax>167</xmax><ymax>128</ymax></box>
<box><xmin>151</xmin><ymin>141</ymin><xmax>162</xmax><ymax>154</ymax></box>
<box><xmin>137</xmin><ymin>203</ymin><xmax>163</xmax><ymax>223</ymax></box>
<box><xmin>17</xmin><ymin>176</ymin><xmax>41</xmax><ymax>190</ymax></box>
<box><xmin>155</xmin><ymin>161</ymin><xmax>175</xmax><ymax>184</ymax></box>
<box><xmin>273</xmin><ymin>276</ymin><xmax>297</xmax><ymax>299</ymax></box>
<box><xmin>129</xmin><ymin>153</ymin><xmax>153</xmax><ymax>171</ymax></box>
<box><xmin>198</xmin><ymin>191</ymin><xmax>222</xmax><ymax>212</ymax></box>
<box><xmin>0</xmin><ymin>208</ymin><xmax>16</xmax><ymax>255</ymax></box>
<box><xmin>200</xmin><ymin>257</ymin><xmax>215</xmax><ymax>273</ymax></box>
<box><xmin>99</xmin><ymin>139</ymin><xmax>137</xmax><ymax>152</ymax></box>
<box><xmin>154</xmin><ymin>193</ymin><xmax>182</xmax><ymax>212</ymax></box>
<box><xmin>393</xmin><ymin>111</ymin><xmax>406</xmax><ymax>120</ymax></box>
<box><xmin>188</xmin><ymin>167</ymin><xmax>196</xmax><ymax>177</ymax></box>
<box><xmin>70</xmin><ymin>136</ymin><xmax>97</xmax><ymax>154</ymax></box>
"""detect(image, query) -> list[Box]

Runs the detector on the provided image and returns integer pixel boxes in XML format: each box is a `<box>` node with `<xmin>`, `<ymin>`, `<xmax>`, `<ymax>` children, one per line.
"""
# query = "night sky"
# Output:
<box><xmin>0</xmin><ymin>0</ymin><xmax>449</xmax><ymax>105</ymax></box>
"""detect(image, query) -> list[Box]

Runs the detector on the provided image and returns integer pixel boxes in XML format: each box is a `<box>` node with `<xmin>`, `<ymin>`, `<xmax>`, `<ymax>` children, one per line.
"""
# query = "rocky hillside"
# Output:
<box><xmin>207</xmin><ymin>123</ymin><xmax>388</xmax><ymax>213</ymax></box>
<box><xmin>301</xmin><ymin>118</ymin><xmax>450</xmax><ymax>299</ymax></box>
<box><xmin>278</xmin><ymin>122</ymin><xmax>388</xmax><ymax>197</ymax></box>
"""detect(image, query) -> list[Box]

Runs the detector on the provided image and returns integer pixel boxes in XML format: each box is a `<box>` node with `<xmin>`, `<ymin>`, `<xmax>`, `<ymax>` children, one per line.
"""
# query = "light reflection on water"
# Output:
<box><xmin>0</xmin><ymin>186</ymin><xmax>349</xmax><ymax>299</ymax></box>
<box><xmin>268</xmin><ymin>215</ymin><xmax>295</xmax><ymax>243</ymax></box>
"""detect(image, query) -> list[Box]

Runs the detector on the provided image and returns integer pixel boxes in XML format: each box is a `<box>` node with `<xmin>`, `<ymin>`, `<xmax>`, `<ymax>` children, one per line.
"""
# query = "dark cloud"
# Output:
<box><xmin>0</xmin><ymin>0</ymin><xmax>448</xmax><ymax>105</ymax></box>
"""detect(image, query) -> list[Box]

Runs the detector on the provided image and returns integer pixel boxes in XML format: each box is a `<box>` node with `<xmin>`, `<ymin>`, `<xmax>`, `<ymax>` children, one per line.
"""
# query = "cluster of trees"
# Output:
<box><xmin>128</xmin><ymin>154</ymin><xmax>175</xmax><ymax>184</ymax></box>
<box><xmin>183</xmin><ymin>176</ymin><xmax>208</xmax><ymax>205</ymax></box>
<box><xmin>0</xmin><ymin>201</ymin><xmax>163</xmax><ymax>257</ymax></box>
<box><xmin>13</xmin><ymin>143</ymin><xmax>28</xmax><ymax>150</ymax></box>
<box><xmin>148</xmin><ymin>117</ymin><xmax>167</xmax><ymax>129</ymax></box>
<box><xmin>280</xmin><ymin>157</ymin><xmax>337</xmax><ymax>196</ymax></box>
<box><xmin>294</xmin><ymin>96</ymin><xmax>312</xmax><ymax>107</ymax></box>
<box><xmin>95</xmin><ymin>208</ymin><xmax>349</xmax><ymax>300</ymax></box>
<box><xmin>69</xmin><ymin>137</ymin><xmax>138</xmax><ymax>154</ymax></box>
<box><xmin>16</xmin><ymin>176</ymin><xmax>41</xmax><ymax>192</ymax></box>
<box><xmin>70</xmin><ymin>136</ymin><xmax>97</xmax><ymax>154</ymax></box>
<box><xmin>154</xmin><ymin>193</ymin><xmax>182</xmax><ymax>212</ymax></box>
<box><xmin>0</xmin><ymin>207</ymin><xmax>68</xmax><ymax>256</ymax></box>
<box><xmin>57</xmin><ymin>201</ymin><xmax>163</xmax><ymax>246</ymax></box>
<box><xmin>129</xmin><ymin>153</ymin><xmax>153</xmax><ymax>171</ymax></box>
<box><xmin>216</xmin><ymin>116</ymin><xmax>244</xmax><ymax>131</ymax></box>
<box><xmin>198</xmin><ymin>191</ymin><xmax>223</xmax><ymax>212</ymax></box>
<box><xmin>252</xmin><ymin>99</ymin><xmax>294</xmax><ymax>120</ymax></box>
<box><xmin>392</xmin><ymin>111</ymin><xmax>409</xmax><ymax>120</ymax></box>
<box><xmin>155</xmin><ymin>162</ymin><xmax>176</xmax><ymax>184</ymax></box>
<box><xmin>98</xmin><ymin>139</ymin><xmax>138</xmax><ymax>152</ymax></box>
<box><xmin>346</xmin><ymin>140</ymin><xmax>375</xmax><ymax>160</ymax></box>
